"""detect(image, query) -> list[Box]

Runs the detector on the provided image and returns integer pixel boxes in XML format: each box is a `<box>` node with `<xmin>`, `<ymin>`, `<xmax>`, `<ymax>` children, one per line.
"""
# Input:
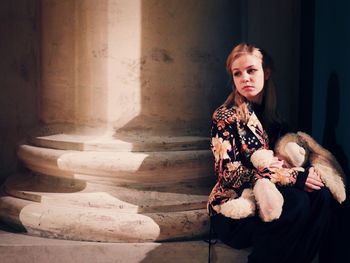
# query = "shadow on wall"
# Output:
<box><xmin>322</xmin><ymin>71</ymin><xmax>350</xmax><ymax>180</ymax></box>
<box><xmin>114</xmin><ymin>0</ymin><xmax>240</xmax><ymax>138</ymax></box>
<box><xmin>320</xmin><ymin>71</ymin><xmax>350</xmax><ymax>263</ymax></box>
<box><xmin>0</xmin><ymin>0</ymin><xmax>39</xmax><ymax>184</ymax></box>
<box><xmin>322</xmin><ymin>71</ymin><xmax>350</xmax><ymax>201</ymax></box>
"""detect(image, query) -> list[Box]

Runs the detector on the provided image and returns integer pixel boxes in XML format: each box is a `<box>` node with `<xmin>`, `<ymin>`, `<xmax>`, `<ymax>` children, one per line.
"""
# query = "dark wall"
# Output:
<box><xmin>0</xmin><ymin>0</ymin><xmax>40</xmax><ymax>183</ymax></box>
<box><xmin>313</xmin><ymin>0</ymin><xmax>350</xmax><ymax>177</ymax></box>
<box><xmin>312</xmin><ymin>1</ymin><xmax>350</xmax><ymax>261</ymax></box>
<box><xmin>242</xmin><ymin>0</ymin><xmax>301</xmax><ymax>129</ymax></box>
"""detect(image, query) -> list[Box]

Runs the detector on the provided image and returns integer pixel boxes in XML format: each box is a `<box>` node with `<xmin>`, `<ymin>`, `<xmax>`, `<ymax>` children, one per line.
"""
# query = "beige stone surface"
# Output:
<box><xmin>0</xmin><ymin>229</ymin><xmax>319</xmax><ymax>263</ymax></box>
<box><xmin>30</xmin><ymin>133</ymin><xmax>209</xmax><ymax>151</ymax></box>
<box><xmin>5</xmin><ymin>174</ymin><xmax>207</xmax><ymax>212</ymax></box>
<box><xmin>39</xmin><ymin>0</ymin><xmax>236</xmax><ymax>136</ymax></box>
<box><xmin>0</xmin><ymin>195</ymin><xmax>209</xmax><ymax>242</ymax></box>
<box><xmin>0</xmin><ymin>230</ymin><xmax>250</xmax><ymax>263</ymax></box>
<box><xmin>17</xmin><ymin>144</ymin><xmax>212</xmax><ymax>181</ymax></box>
<box><xmin>0</xmin><ymin>170</ymin><xmax>210</xmax><ymax>242</ymax></box>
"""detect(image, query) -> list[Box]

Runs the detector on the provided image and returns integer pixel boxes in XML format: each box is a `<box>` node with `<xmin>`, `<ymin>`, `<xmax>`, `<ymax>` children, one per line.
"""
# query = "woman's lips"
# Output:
<box><xmin>243</xmin><ymin>85</ymin><xmax>254</xmax><ymax>90</ymax></box>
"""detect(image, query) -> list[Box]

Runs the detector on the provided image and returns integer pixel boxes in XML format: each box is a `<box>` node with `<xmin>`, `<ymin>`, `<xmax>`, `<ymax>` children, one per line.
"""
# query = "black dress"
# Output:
<box><xmin>212</xmin><ymin>186</ymin><xmax>333</xmax><ymax>263</ymax></box>
<box><xmin>210</xmin><ymin>103</ymin><xmax>334</xmax><ymax>263</ymax></box>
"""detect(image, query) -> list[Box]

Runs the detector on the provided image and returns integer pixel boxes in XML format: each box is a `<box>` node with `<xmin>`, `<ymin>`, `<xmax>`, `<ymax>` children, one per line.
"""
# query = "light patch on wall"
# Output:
<box><xmin>106</xmin><ymin>0</ymin><xmax>142</xmax><ymax>130</ymax></box>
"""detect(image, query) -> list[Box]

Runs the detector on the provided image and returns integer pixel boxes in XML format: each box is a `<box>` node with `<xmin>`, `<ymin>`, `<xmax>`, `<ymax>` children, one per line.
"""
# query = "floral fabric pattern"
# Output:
<box><xmin>208</xmin><ymin>103</ymin><xmax>270</xmax><ymax>215</ymax></box>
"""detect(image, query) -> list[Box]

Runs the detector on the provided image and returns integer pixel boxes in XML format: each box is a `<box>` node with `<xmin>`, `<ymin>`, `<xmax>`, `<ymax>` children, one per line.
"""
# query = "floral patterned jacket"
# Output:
<box><xmin>207</xmin><ymin>102</ymin><xmax>296</xmax><ymax>216</ymax></box>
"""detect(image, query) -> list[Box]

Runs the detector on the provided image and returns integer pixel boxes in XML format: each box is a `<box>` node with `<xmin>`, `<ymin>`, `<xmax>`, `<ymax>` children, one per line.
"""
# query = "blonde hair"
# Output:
<box><xmin>224</xmin><ymin>43</ymin><xmax>279</xmax><ymax>128</ymax></box>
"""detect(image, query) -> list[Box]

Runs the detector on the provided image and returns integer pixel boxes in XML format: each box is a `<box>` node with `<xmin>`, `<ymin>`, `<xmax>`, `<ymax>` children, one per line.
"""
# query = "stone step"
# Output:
<box><xmin>30</xmin><ymin>133</ymin><xmax>209</xmax><ymax>152</ymax></box>
<box><xmin>0</xmin><ymin>193</ymin><xmax>209</xmax><ymax>242</ymax></box>
<box><xmin>17</xmin><ymin>145</ymin><xmax>212</xmax><ymax>183</ymax></box>
<box><xmin>0</xmin><ymin>229</ymin><xmax>250</xmax><ymax>263</ymax></box>
<box><xmin>4</xmin><ymin>173</ymin><xmax>208</xmax><ymax>212</ymax></box>
<box><xmin>4</xmin><ymin>138</ymin><xmax>215</xmax><ymax>242</ymax></box>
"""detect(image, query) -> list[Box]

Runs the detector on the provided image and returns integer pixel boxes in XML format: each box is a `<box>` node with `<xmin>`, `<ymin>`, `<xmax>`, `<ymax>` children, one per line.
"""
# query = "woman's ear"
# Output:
<box><xmin>264</xmin><ymin>68</ymin><xmax>271</xmax><ymax>80</ymax></box>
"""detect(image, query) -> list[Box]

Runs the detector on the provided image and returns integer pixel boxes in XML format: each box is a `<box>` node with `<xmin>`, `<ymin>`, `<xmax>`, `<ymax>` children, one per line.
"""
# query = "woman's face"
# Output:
<box><xmin>231</xmin><ymin>54</ymin><xmax>266</xmax><ymax>104</ymax></box>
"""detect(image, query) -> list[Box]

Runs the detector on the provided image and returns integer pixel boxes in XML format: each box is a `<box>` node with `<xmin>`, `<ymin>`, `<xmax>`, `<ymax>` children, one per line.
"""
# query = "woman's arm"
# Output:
<box><xmin>210</xmin><ymin>119</ymin><xmax>257</xmax><ymax>189</ymax></box>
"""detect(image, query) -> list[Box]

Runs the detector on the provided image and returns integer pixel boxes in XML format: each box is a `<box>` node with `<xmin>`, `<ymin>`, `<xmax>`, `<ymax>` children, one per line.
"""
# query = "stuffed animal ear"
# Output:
<box><xmin>297</xmin><ymin>131</ymin><xmax>327</xmax><ymax>156</ymax></box>
<box><xmin>275</xmin><ymin>133</ymin><xmax>306</xmax><ymax>167</ymax></box>
<box><xmin>313</xmin><ymin>162</ymin><xmax>346</xmax><ymax>203</ymax></box>
<box><xmin>251</xmin><ymin>149</ymin><xmax>274</xmax><ymax>170</ymax></box>
<box><xmin>297</xmin><ymin>131</ymin><xmax>347</xmax><ymax>199</ymax></box>
<box><xmin>284</xmin><ymin>142</ymin><xmax>306</xmax><ymax>167</ymax></box>
<box><xmin>297</xmin><ymin>131</ymin><xmax>346</xmax><ymax>182</ymax></box>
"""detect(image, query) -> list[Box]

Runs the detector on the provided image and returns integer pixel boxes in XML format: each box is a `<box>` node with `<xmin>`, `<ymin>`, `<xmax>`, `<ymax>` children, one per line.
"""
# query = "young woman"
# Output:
<box><xmin>208</xmin><ymin>43</ymin><xmax>333</xmax><ymax>263</ymax></box>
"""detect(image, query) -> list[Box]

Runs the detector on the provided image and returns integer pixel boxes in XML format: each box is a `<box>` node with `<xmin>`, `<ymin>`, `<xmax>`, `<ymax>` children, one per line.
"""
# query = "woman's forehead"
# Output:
<box><xmin>231</xmin><ymin>54</ymin><xmax>262</xmax><ymax>70</ymax></box>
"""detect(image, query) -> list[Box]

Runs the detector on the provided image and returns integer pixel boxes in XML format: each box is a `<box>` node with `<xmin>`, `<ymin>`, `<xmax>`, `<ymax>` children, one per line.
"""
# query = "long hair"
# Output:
<box><xmin>224</xmin><ymin>43</ymin><xmax>280</xmax><ymax>129</ymax></box>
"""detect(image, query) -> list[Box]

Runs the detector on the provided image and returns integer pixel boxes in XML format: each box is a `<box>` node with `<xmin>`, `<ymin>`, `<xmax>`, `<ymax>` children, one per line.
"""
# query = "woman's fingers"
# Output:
<box><xmin>305</xmin><ymin>181</ymin><xmax>321</xmax><ymax>190</ymax></box>
<box><xmin>304</xmin><ymin>167</ymin><xmax>324</xmax><ymax>191</ymax></box>
<box><xmin>306</xmin><ymin>175</ymin><xmax>324</xmax><ymax>187</ymax></box>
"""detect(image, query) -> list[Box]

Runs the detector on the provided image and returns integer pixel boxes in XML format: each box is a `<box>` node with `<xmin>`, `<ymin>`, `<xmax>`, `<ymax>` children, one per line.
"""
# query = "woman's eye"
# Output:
<box><xmin>233</xmin><ymin>71</ymin><xmax>241</xmax><ymax>77</ymax></box>
<box><xmin>247</xmin><ymin>68</ymin><xmax>257</xmax><ymax>74</ymax></box>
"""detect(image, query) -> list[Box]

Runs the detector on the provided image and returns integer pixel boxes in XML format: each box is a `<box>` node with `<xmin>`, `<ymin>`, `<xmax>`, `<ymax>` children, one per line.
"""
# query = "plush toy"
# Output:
<box><xmin>250</xmin><ymin>149</ymin><xmax>293</xmax><ymax>222</ymax></box>
<box><xmin>214</xmin><ymin>132</ymin><xmax>347</xmax><ymax>222</ymax></box>
<box><xmin>284</xmin><ymin>132</ymin><xmax>346</xmax><ymax>203</ymax></box>
<box><xmin>213</xmin><ymin>147</ymin><xmax>293</xmax><ymax>222</ymax></box>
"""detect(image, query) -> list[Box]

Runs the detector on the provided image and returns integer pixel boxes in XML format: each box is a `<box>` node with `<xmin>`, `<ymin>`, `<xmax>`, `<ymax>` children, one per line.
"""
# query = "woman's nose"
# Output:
<box><xmin>241</xmin><ymin>72</ymin><xmax>249</xmax><ymax>82</ymax></box>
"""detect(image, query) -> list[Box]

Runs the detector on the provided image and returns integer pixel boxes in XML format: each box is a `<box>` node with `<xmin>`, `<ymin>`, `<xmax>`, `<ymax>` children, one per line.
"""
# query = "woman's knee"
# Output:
<box><xmin>211</xmin><ymin>214</ymin><xmax>257</xmax><ymax>249</ymax></box>
<box><xmin>311</xmin><ymin>187</ymin><xmax>333</xmax><ymax>207</ymax></box>
<box><xmin>280</xmin><ymin>188</ymin><xmax>310</xmax><ymax>221</ymax></box>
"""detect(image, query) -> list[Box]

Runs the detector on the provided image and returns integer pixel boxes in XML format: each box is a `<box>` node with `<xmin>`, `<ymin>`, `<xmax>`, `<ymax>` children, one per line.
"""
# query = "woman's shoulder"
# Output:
<box><xmin>212</xmin><ymin>104</ymin><xmax>239</xmax><ymax>123</ymax></box>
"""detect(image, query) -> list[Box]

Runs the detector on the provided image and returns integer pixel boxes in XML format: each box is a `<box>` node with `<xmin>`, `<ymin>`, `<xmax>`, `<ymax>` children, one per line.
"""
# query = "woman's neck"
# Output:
<box><xmin>247</xmin><ymin>91</ymin><xmax>263</xmax><ymax>105</ymax></box>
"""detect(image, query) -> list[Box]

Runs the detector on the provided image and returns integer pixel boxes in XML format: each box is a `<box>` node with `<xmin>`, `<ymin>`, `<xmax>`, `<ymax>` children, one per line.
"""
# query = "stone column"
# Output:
<box><xmin>0</xmin><ymin>0</ymin><xmax>240</xmax><ymax>242</ymax></box>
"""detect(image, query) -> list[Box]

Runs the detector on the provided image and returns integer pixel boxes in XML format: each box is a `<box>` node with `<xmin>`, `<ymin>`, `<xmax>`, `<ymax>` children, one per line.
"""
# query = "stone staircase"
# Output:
<box><xmin>0</xmin><ymin>132</ymin><xmax>214</xmax><ymax>242</ymax></box>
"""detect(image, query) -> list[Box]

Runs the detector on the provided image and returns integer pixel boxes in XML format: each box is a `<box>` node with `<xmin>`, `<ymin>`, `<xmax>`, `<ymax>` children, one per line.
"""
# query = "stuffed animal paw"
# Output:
<box><xmin>253</xmin><ymin>178</ymin><xmax>284</xmax><ymax>222</ymax></box>
<box><xmin>214</xmin><ymin>188</ymin><xmax>256</xmax><ymax>219</ymax></box>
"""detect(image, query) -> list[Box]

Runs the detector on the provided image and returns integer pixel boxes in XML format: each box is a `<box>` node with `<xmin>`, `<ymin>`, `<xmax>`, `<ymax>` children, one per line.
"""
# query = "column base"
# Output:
<box><xmin>0</xmin><ymin>133</ymin><xmax>213</xmax><ymax>242</ymax></box>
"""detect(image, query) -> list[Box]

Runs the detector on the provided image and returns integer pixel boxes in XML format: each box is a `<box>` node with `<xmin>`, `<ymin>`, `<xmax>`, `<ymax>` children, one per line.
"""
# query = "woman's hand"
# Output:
<box><xmin>304</xmin><ymin>167</ymin><xmax>324</xmax><ymax>192</ymax></box>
